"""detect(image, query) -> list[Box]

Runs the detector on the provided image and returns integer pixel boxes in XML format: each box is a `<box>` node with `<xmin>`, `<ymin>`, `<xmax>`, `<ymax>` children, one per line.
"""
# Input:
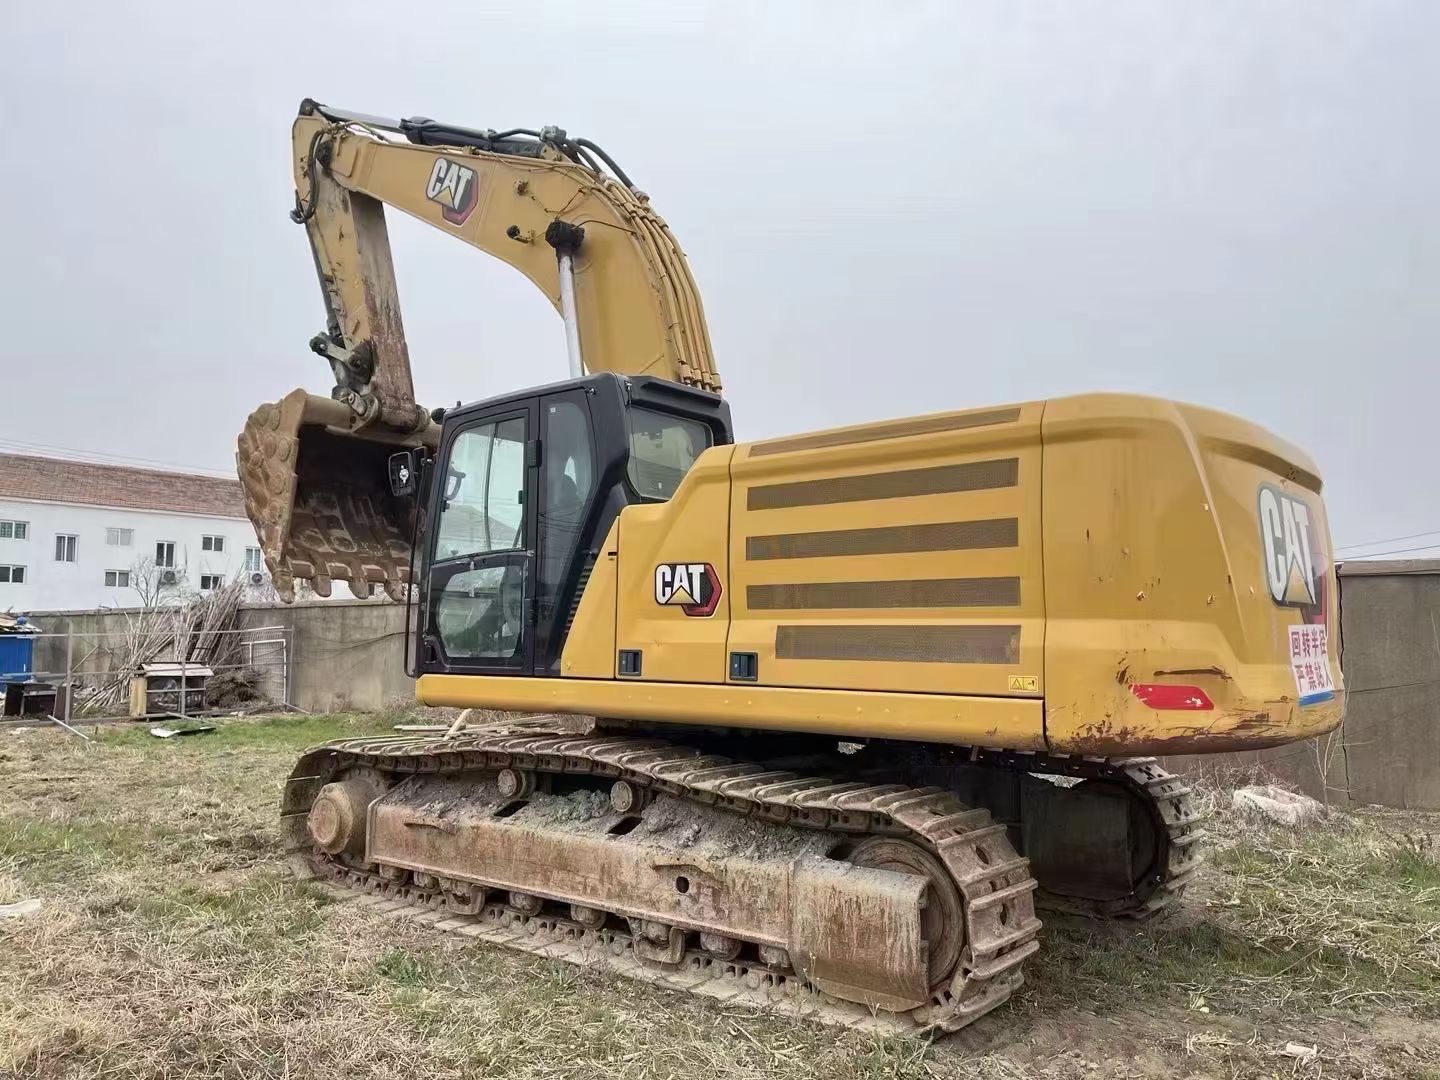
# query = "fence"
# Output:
<box><xmin>22</xmin><ymin>600</ymin><xmax>408</xmax><ymax>717</ymax></box>
<box><xmin>16</xmin><ymin>622</ymin><xmax>293</xmax><ymax>723</ymax></box>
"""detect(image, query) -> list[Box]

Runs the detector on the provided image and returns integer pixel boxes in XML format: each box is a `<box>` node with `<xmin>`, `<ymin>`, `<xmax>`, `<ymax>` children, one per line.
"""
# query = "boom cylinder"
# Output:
<box><xmin>546</xmin><ymin>221</ymin><xmax>587</xmax><ymax>379</ymax></box>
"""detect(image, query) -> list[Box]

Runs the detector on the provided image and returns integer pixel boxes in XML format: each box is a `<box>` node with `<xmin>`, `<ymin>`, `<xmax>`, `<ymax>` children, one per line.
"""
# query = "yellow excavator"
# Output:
<box><xmin>239</xmin><ymin>100</ymin><xmax>1344</xmax><ymax>1033</ymax></box>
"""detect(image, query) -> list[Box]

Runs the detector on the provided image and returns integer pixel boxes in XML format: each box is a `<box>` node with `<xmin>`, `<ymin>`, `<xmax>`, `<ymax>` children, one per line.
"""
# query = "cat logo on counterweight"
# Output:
<box><xmin>1257</xmin><ymin>483</ymin><xmax>1327</xmax><ymax>620</ymax></box>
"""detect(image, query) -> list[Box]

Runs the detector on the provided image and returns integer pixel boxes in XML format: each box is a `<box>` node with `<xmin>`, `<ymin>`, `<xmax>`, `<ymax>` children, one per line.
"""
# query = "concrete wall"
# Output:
<box><xmin>235</xmin><ymin>602</ymin><xmax>412</xmax><ymax>713</ymax></box>
<box><xmin>25</xmin><ymin>600</ymin><xmax>413</xmax><ymax>715</ymax></box>
<box><xmin>1329</xmin><ymin>560</ymin><xmax>1440</xmax><ymax>810</ymax></box>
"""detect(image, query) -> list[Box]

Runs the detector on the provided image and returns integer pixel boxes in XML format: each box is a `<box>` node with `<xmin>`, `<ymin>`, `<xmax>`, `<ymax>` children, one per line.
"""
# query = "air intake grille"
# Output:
<box><xmin>775</xmin><ymin>625</ymin><xmax>1020</xmax><ymax>665</ymax></box>
<box><xmin>560</xmin><ymin>557</ymin><xmax>595</xmax><ymax>643</ymax></box>
<box><xmin>746</xmin><ymin>518</ymin><xmax>1019</xmax><ymax>560</ymax></box>
<box><xmin>747</xmin><ymin>459</ymin><xmax>1018</xmax><ymax>511</ymax></box>
<box><xmin>748</xmin><ymin>577</ymin><xmax>1020</xmax><ymax>610</ymax></box>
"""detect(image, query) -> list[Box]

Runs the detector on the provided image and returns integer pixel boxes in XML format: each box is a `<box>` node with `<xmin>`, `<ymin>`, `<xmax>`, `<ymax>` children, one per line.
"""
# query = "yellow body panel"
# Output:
<box><xmin>421</xmin><ymin>392</ymin><xmax>1344</xmax><ymax>757</ymax></box>
<box><xmin>613</xmin><ymin>448</ymin><xmax>735</xmax><ymax>683</ymax></box>
<box><xmin>727</xmin><ymin>403</ymin><xmax>1043</xmax><ymax>698</ymax></box>
<box><xmin>1040</xmin><ymin>395</ymin><xmax>1343</xmax><ymax>754</ymax></box>
<box><xmin>418</xmin><ymin>675</ymin><xmax>1046</xmax><ymax>748</ymax></box>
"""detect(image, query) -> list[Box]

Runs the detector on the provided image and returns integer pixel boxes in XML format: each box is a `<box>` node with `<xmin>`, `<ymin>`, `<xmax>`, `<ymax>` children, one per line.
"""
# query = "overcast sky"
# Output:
<box><xmin>2</xmin><ymin>1</ymin><xmax>1435</xmax><ymax>557</ymax></box>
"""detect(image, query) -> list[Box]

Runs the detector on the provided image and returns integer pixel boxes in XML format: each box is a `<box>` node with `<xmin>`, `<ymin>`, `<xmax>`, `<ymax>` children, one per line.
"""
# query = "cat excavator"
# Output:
<box><xmin>239</xmin><ymin>100</ymin><xmax>1345</xmax><ymax>1033</ymax></box>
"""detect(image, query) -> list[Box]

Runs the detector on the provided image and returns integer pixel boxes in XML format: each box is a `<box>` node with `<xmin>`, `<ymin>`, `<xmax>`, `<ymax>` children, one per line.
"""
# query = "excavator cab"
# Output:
<box><xmin>410</xmin><ymin>374</ymin><xmax>730</xmax><ymax>677</ymax></box>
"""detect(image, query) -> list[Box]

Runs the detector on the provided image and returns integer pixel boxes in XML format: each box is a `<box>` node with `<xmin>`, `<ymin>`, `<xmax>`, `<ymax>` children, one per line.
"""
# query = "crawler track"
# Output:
<box><xmin>962</xmin><ymin>751</ymin><xmax>1206</xmax><ymax>918</ymax></box>
<box><xmin>282</xmin><ymin>730</ymin><xmax>1043</xmax><ymax>1034</ymax></box>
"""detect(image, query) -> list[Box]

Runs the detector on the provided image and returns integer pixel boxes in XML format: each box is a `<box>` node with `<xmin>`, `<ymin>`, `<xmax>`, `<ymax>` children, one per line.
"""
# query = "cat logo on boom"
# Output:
<box><xmin>654</xmin><ymin>562</ymin><xmax>722</xmax><ymax>617</ymax></box>
<box><xmin>1258</xmin><ymin>484</ymin><xmax>1325</xmax><ymax>611</ymax></box>
<box><xmin>425</xmin><ymin>157</ymin><xmax>480</xmax><ymax>226</ymax></box>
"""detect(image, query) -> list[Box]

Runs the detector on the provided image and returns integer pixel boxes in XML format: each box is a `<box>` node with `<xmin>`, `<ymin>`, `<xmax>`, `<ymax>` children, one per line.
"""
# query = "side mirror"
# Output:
<box><xmin>388</xmin><ymin>448</ymin><xmax>424</xmax><ymax>497</ymax></box>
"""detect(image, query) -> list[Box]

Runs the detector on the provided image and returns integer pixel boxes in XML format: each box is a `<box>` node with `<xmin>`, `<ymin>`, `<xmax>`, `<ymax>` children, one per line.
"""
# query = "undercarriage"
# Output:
<box><xmin>282</xmin><ymin>719</ymin><xmax>1204</xmax><ymax>1034</ymax></box>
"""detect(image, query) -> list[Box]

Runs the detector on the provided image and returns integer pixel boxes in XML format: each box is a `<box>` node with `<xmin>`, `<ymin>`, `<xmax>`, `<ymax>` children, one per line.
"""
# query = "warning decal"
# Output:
<box><xmin>1288</xmin><ymin>624</ymin><xmax>1335</xmax><ymax>706</ymax></box>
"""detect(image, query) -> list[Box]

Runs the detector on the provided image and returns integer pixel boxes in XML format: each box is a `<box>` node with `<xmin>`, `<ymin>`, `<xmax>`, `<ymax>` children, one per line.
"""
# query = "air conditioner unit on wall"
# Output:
<box><xmin>249</xmin><ymin>571</ymin><xmax>266</xmax><ymax>586</ymax></box>
<box><xmin>159</xmin><ymin>570</ymin><xmax>179</xmax><ymax>586</ymax></box>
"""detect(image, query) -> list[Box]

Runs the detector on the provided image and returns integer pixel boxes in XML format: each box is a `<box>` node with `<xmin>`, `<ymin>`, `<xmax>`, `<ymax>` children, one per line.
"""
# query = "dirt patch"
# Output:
<box><xmin>543</xmin><ymin>787</ymin><xmax>612</xmax><ymax>823</ymax></box>
<box><xmin>636</xmin><ymin>792</ymin><xmax>826</xmax><ymax>861</ymax></box>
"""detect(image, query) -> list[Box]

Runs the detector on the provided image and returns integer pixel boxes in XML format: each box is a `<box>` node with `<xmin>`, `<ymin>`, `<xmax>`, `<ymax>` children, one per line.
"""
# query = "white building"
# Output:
<box><xmin>0</xmin><ymin>452</ymin><xmax>268</xmax><ymax>611</ymax></box>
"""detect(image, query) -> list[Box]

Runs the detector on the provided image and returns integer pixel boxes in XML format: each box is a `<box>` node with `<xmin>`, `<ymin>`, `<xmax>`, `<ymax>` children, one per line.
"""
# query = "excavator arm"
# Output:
<box><xmin>237</xmin><ymin>100</ymin><xmax>720</xmax><ymax>601</ymax></box>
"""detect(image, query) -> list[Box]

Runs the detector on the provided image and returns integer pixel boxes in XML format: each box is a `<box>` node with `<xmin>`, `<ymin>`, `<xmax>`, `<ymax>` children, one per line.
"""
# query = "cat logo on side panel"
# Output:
<box><xmin>654</xmin><ymin>563</ymin><xmax>722</xmax><ymax>617</ymax></box>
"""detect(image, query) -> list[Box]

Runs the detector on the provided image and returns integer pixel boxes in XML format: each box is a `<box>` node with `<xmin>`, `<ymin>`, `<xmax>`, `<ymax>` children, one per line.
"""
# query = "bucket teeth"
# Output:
<box><xmin>237</xmin><ymin>388</ymin><xmax>432</xmax><ymax>601</ymax></box>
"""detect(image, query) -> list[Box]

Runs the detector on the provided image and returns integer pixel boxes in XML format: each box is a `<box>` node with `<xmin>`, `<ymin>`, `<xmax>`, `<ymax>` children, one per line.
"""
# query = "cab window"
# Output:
<box><xmin>435</xmin><ymin>564</ymin><xmax>525</xmax><ymax>660</ymax></box>
<box><xmin>539</xmin><ymin>399</ymin><xmax>595</xmax><ymax>629</ymax></box>
<box><xmin>434</xmin><ymin>416</ymin><xmax>526</xmax><ymax>560</ymax></box>
<box><xmin>627</xmin><ymin>408</ymin><xmax>711</xmax><ymax>501</ymax></box>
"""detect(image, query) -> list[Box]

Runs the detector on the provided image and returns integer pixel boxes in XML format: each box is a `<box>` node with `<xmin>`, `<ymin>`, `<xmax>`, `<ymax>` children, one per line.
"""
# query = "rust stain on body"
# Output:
<box><xmin>1063</xmin><ymin>705</ymin><xmax>1291</xmax><ymax>756</ymax></box>
<box><xmin>1064</xmin><ymin>726</ymin><xmax>1300</xmax><ymax>756</ymax></box>
<box><xmin>1151</xmin><ymin>666</ymin><xmax>1233</xmax><ymax>682</ymax></box>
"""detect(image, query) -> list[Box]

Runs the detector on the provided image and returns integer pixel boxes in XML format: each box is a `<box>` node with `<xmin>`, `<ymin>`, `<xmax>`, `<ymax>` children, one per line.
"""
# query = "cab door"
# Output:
<box><xmin>422</xmin><ymin>403</ymin><xmax>538</xmax><ymax>675</ymax></box>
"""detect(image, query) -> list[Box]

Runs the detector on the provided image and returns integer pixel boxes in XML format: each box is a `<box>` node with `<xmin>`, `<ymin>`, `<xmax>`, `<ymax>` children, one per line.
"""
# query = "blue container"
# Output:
<box><xmin>0</xmin><ymin>633</ymin><xmax>37</xmax><ymax>681</ymax></box>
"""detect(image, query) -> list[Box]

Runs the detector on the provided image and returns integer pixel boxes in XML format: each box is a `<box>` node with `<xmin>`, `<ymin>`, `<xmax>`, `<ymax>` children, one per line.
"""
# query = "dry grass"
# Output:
<box><xmin>1021</xmin><ymin>782</ymin><xmax>1440</xmax><ymax>1025</ymax></box>
<box><xmin>1</xmin><ymin>715</ymin><xmax>1437</xmax><ymax>1080</ymax></box>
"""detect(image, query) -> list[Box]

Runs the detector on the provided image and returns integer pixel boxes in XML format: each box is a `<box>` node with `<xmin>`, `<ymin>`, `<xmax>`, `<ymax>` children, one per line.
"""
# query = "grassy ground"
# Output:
<box><xmin>1</xmin><ymin>714</ymin><xmax>1436</xmax><ymax>1080</ymax></box>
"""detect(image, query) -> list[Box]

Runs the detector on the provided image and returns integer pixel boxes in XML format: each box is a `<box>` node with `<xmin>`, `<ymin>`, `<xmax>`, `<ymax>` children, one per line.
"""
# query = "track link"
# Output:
<box><xmin>281</xmin><ymin>730</ymin><xmax>1043</xmax><ymax>1034</ymax></box>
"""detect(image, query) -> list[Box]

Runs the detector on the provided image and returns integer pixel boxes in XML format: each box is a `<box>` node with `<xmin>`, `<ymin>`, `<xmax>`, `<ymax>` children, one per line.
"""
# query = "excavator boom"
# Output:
<box><xmin>238</xmin><ymin>100</ymin><xmax>718</xmax><ymax>600</ymax></box>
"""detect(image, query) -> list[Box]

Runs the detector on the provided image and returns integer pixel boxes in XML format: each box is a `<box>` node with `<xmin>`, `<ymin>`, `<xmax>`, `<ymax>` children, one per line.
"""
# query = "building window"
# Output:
<box><xmin>0</xmin><ymin>565</ymin><xmax>25</xmax><ymax>584</ymax></box>
<box><xmin>156</xmin><ymin>541</ymin><xmax>176</xmax><ymax>568</ymax></box>
<box><xmin>201</xmin><ymin>535</ymin><xmax>225</xmax><ymax>553</ymax></box>
<box><xmin>199</xmin><ymin>574</ymin><xmax>224</xmax><ymax>591</ymax></box>
<box><xmin>104</xmin><ymin>569</ymin><xmax>132</xmax><ymax>588</ymax></box>
<box><xmin>0</xmin><ymin>521</ymin><xmax>28</xmax><ymax>541</ymax></box>
<box><xmin>54</xmin><ymin>534</ymin><xmax>78</xmax><ymax>562</ymax></box>
<box><xmin>244</xmin><ymin>547</ymin><xmax>263</xmax><ymax>574</ymax></box>
<box><xmin>106</xmin><ymin>527</ymin><xmax>134</xmax><ymax>546</ymax></box>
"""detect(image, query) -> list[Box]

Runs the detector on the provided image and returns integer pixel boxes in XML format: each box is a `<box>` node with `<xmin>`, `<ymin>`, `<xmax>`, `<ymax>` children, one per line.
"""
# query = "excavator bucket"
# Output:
<box><xmin>236</xmin><ymin>389</ymin><xmax>435</xmax><ymax>602</ymax></box>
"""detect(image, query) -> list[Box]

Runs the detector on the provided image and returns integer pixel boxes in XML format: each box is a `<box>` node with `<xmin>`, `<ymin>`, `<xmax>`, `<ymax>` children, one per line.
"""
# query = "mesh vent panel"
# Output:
<box><xmin>746</xmin><ymin>518</ymin><xmax>1019</xmax><ymax>560</ymax></box>
<box><xmin>747</xmin><ymin>459</ymin><xmax>1019</xmax><ymax>511</ymax></box>
<box><xmin>775</xmin><ymin>625</ymin><xmax>1020</xmax><ymax>665</ymax></box>
<box><xmin>748</xmin><ymin>577</ymin><xmax>1020</xmax><ymax>610</ymax></box>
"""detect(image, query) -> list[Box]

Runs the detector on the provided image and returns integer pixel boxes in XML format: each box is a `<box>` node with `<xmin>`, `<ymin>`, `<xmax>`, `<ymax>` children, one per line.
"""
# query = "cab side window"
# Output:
<box><xmin>539</xmin><ymin>400</ymin><xmax>594</xmax><ymax>627</ymax></box>
<box><xmin>434</xmin><ymin>417</ymin><xmax>526</xmax><ymax>560</ymax></box>
<box><xmin>431</xmin><ymin>414</ymin><xmax>529</xmax><ymax>665</ymax></box>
